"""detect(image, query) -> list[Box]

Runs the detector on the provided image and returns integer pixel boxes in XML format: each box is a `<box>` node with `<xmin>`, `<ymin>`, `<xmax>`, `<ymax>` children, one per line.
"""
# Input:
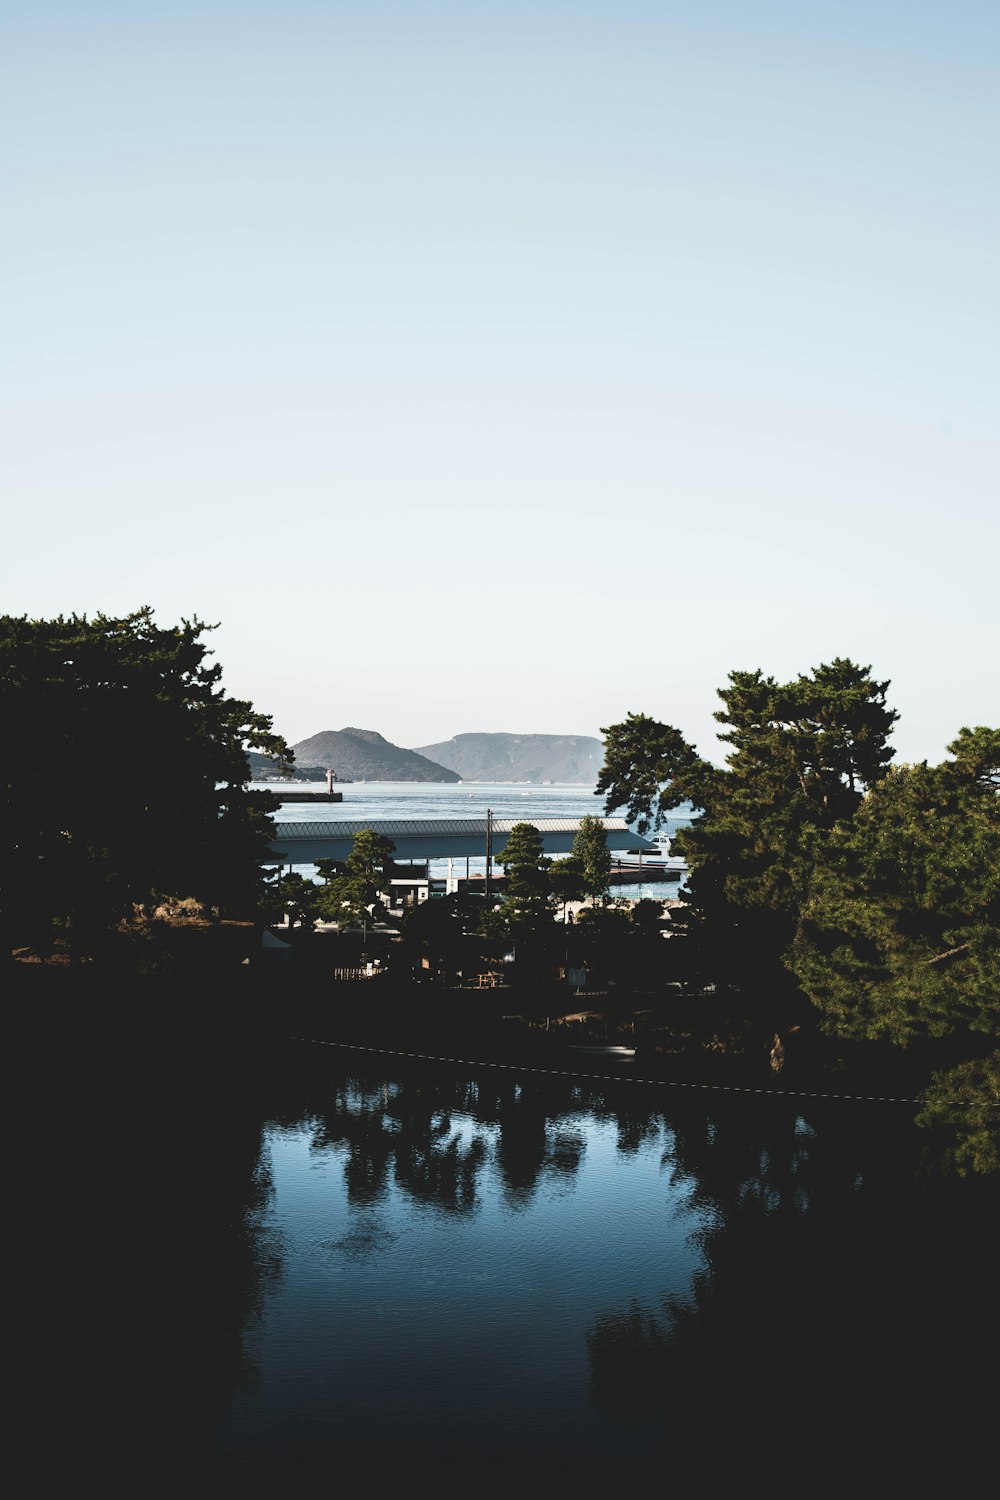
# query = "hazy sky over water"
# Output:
<box><xmin>3</xmin><ymin>1</ymin><xmax>997</xmax><ymax>764</ymax></box>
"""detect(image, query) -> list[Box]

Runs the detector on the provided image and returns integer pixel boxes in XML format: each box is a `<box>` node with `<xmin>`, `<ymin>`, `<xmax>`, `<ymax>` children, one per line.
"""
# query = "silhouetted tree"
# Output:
<box><xmin>789</xmin><ymin>726</ymin><xmax>1000</xmax><ymax>1174</ymax></box>
<box><xmin>0</xmin><ymin>607</ymin><xmax>289</xmax><ymax>957</ymax></box>
<box><xmin>495</xmin><ymin>822</ymin><xmax>555</xmax><ymax>932</ymax></box>
<box><xmin>597</xmin><ymin>659</ymin><xmax>898</xmax><ymax>995</ymax></box>
<box><xmin>570</xmin><ymin>813</ymin><xmax>613</xmax><ymax>903</ymax></box>
<box><xmin>260</xmin><ymin>871</ymin><xmax>323</xmax><ymax>931</ymax></box>
<box><xmin>315</xmin><ymin>828</ymin><xmax>396</xmax><ymax>927</ymax></box>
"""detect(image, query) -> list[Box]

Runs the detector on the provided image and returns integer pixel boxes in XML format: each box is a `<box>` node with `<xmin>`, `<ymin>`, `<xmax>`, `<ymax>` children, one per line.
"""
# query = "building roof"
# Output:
<box><xmin>265</xmin><ymin>815</ymin><xmax>656</xmax><ymax>864</ymax></box>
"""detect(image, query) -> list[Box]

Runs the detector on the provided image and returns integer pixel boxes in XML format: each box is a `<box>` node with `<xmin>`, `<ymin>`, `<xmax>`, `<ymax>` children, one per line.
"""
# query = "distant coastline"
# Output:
<box><xmin>250</xmin><ymin>730</ymin><xmax>605</xmax><ymax>786</ymax></box>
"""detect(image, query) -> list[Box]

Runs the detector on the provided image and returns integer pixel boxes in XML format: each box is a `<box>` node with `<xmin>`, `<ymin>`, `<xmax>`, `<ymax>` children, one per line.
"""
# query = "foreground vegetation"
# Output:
<box><xmin>597</xmin><ymin>661</ymin><xmax>998</xmax><ymax>1176</ymax></box>
<box><xmin>2</xmin><ymin>614</ymin><xmax>996</xmax><ymax>1174</ymax></box>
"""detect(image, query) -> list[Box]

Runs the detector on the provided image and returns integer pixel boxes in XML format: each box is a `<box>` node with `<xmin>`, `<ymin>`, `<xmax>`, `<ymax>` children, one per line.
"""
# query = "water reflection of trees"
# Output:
<box><xmin>255</xmin><ymin>1046</ymin><xmax>680</xmax><ymax>1223</ymax></box>
<box><xmin>304</xmin><ymin>1066</ymin><xmax>641</xmax><ymax>1213</ymax></box>
<box><xmin>138</xmin><ymin>1035</ymin><xmax>287</xmax><ymax>1475</ymax></box>
<box><xmin>207</xmin><ymin>1040</ymin><xmax>996</xmax><ymax>1483</ymax></box>
<box><xmin>587</xmin><ymin>1091</ymin><xmax>998</xmax><ymax>1482</ymax></box>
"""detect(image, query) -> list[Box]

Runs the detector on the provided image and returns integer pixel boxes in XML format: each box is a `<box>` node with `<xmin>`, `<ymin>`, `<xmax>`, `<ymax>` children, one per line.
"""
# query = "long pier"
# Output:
<box><xmin>608</xmin><ymin>864</ymin><xmax>684</xmax><ymax>884</ymax></box>
<box><xmin>264</xmin><ymin>790</ymin><xmax>344</xmax><ymax>804</ymax></box>
<box><xmin>452</xmin><ymin>866</ymin><xmax>683</xmax><ymax>893</ymax></box>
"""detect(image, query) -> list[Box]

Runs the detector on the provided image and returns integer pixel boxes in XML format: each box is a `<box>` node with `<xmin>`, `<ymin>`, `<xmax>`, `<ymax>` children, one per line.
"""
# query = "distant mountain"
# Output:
<box><xmin>412</xmin><ymin>732</ymin><xmax>605</xmax><ymax>784</ymax></box>
<box><xmin>246</xmin><ymin>750</ymin><xmax>329</xmax><ymax>783</ymax></box>
<box><xmin>288</xmin><ymin>727</ymin><xmax>460</xmax><ymax>783</ymax></box>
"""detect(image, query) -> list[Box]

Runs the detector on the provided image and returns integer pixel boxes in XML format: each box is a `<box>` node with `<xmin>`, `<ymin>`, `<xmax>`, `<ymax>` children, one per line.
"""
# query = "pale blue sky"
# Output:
<box><xmin>3</xmin><ymin>1</ymin><xmax>997</xmax><ymax>764</ymax></box>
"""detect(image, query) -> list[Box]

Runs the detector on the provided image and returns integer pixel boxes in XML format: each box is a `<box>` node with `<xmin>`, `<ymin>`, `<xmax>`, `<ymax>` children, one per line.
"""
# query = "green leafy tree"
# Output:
<box><xmin>315</xmin><ymin>828</ymin><xmax>396</xmax><ymax>927</ymax></box>
<box><xmin>494</xmin><ymin>822</ymin><xmax>554</xmax><ymax>931</ymax></box>
<box><xmin>597</xmin><ymin>659</ymin><xmax>898</xmax><ymax>995</ymax></box>
<box><xmin>0</xmin><ymin>608</ymin><xmax>289</xmax><ymax>957</ymax></box>
<box><xmin>550</xmin><ymin>854</ymin><xmax>586</xmax><ymax>915</ymax></box>
<box><xmin>400</xmin><ymin>890</ymin><xmax>492</xmax><ymax>982</ymax></box>
<box><xmin>914</xmin><ymin>1053</ymin><xmax>1000</xmax><ymax>1178</ymax></box>
<box><xmin>570</xmin><ymin>814</ymin><xmax>613</xmax><ymax>904</ymax></box>
<box><xmin>474</xmin><ymin>900</ymin><xmax>508</xmax><ymax>950</ymax></box>
<box><xmin>789</xmin><ymin>727</ymin><xmax>998</xmax><ymax>1043</ymax></box>
<box><xmin>261</xmin><ymin>872</ymin><xmax>323</xmax><ymax>930</ymax></box>
<box><xmin>787</xmin><ymin>727</ymin><xmax>999</xmax><ymax>1172</ymax></box>
<box><xmin>597</xmin><ymin>713</ymin><xmax>713</xmax><ymax>837</ymax></box>
<box><xmin>494</xmin><ymin>823</ymin><xmax>558</xmax><ymax>984</ymax></box>
<box><xmin>628</xmin><ymin>898</ymin><xmax>666</xmax><ymax>935</ymax></box>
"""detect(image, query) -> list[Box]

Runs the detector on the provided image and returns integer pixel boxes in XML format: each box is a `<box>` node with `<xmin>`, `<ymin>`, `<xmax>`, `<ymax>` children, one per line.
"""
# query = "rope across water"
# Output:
<box><xmin>286</xmin><ymin>1034</ymin><xmax>923</xmax><ymax>1106</ymax></box>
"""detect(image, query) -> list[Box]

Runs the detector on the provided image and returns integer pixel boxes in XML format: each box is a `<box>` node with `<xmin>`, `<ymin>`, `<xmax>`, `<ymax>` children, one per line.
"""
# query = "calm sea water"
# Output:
<box><xmin>262</xmin><ymin>778</ymin><xmax>615</xmax><ymax>823</ymax></box>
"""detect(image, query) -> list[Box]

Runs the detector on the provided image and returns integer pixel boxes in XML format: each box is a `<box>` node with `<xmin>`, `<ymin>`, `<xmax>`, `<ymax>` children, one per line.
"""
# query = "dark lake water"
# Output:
<box><xmin>51</xmin><ymin>1008</ymin><xmax>990</xmax><ymax>1491</ymax></box>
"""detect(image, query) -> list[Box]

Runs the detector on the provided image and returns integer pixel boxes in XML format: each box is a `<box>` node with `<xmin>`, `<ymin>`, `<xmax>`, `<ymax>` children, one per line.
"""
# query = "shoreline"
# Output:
<box><xmin>9</xmin><ymin>949</ymin><xmax>986</xmax><ymax>1128</ymax></box>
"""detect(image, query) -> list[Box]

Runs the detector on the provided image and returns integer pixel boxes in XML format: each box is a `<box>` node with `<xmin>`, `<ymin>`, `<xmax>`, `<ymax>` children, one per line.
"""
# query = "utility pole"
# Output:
<box><xmin>484</xmin><ymin>807</ymin><xmax>493</xmax><ymax>904</ymax></box>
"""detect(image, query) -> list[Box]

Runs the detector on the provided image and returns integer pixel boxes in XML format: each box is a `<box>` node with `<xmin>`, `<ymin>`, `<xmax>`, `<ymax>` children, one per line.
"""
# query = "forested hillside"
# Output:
<box><xmin>289</xmin><ymin>727</ymin><xmax>460</xmax><ymax>782</ymax></box>
<box><xmin>413</xmin><ymin>732</ymin><xmax>604</xmax><ymax>783</ymax></box>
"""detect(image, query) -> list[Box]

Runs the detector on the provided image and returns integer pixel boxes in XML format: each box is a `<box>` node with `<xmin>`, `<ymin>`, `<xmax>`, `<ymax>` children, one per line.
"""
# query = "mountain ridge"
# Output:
<box><xmin>249</xmin><ymin>728</ymin><xmax>605</xmax><ymax>783</ymax></box>
<box><xmin>287</xmin><ymin>727</ymin><xmax>460</xmax><ymax>782</ymax></box>
<box><xmin>413</xmin><ymin>731</ymin><xmax>604</xmax><ymax>784</ymax></box>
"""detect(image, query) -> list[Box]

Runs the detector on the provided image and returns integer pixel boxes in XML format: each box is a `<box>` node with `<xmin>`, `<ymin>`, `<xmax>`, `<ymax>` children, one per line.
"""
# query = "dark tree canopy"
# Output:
<box><xmin>569</xmin><ymin>814</ymin><xmax>613</xmax><ymax>904</ymax></box>
<box><xmin>549</xmin><ymin>814</ymin><xmax>614</xmax><ymax>913</ymax></box>
<box><xmin>787</xmin><ymin>727</ymin><xmax>999</xmax><ymax>1173</ymax></box>
<box><xmin>599</xmin><ymin>659</ymin><xmax>899</xmax><ymax>994</ymax></box>
<box><xmin>789</xmin><ymin>727</ymin><xmax>999</xmax><ymax>1046</ymax></box>
<box><xmin>1</xmin><ymin>608</ymin><xmax>290</xmax><ymax>956</ymax></box>
<box><xmin>315</xmin><ymin>828</ymin><xmax>396</xmax><ymax>927</ymax></box>
<box><xmin>495</xmin><ymin>821</ymin><xmax>555</xmax><ymax>934</ymax></box>
<box><xmin>261</xmin><ymin>872</ymin><xmax>324</xmax><ymax>931</ymax></box>
<box><xmin>596</xmin><ymin>713</ymin><xmax>711</xmax><ymax>836</ymax></box>
<box><xmin>597</xmin><ymin>666</ymin><xmax>998</xmax><ymax>1173</ymax></box>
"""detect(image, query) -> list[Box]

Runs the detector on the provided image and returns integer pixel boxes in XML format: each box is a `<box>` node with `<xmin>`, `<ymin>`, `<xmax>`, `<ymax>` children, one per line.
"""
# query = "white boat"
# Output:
<box><xmin>612</xmin><ymin>838</ymin><xmax>682</xmax><ymax>873</ymax></box>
